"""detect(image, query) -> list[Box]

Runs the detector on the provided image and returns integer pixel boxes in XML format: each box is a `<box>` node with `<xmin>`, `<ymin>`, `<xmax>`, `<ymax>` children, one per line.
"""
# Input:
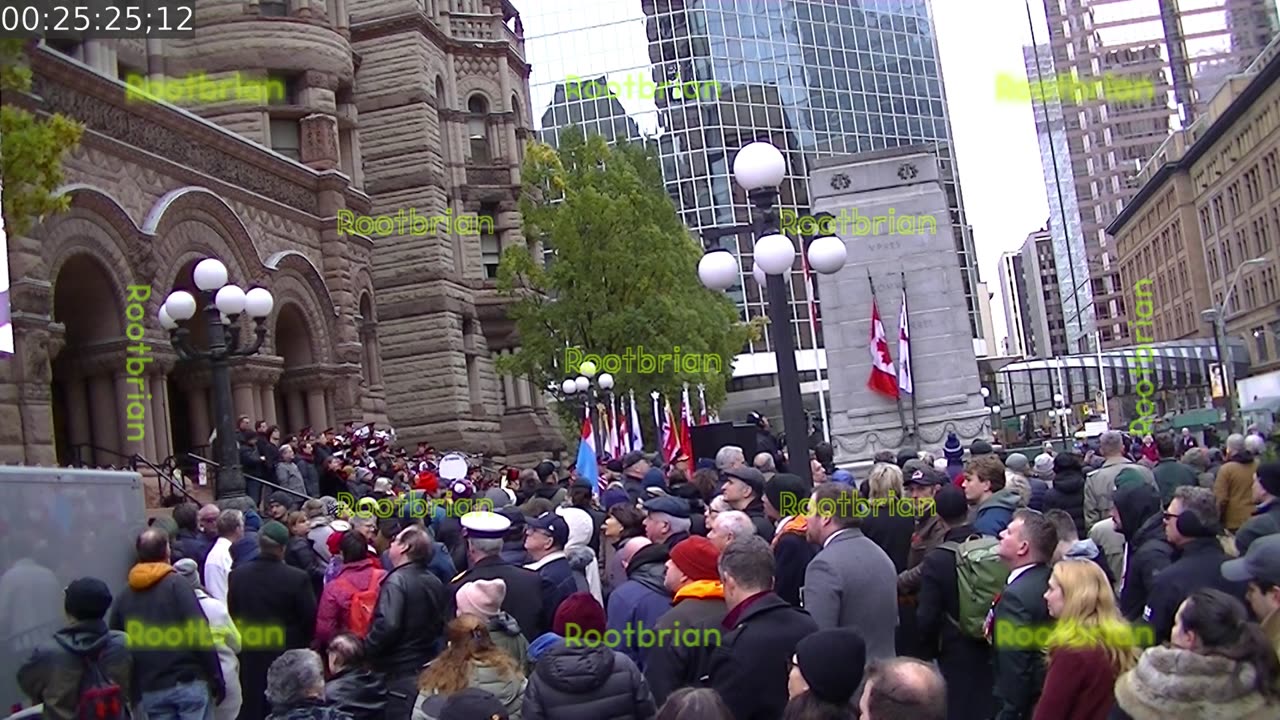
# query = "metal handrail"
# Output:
<box><xmin>186</xmin><ymin>453</ymin><xmax>316</xmax><ymax>501</ymax></box>
<box><xmin>67</xmin><ymin>442</ymin><xmax>139</xmax><ymax>470</ymax></box>
<box><xmin>133</xmin><ymin>453</ymin><xmax>199</xmax><ymax>506</ymax></box>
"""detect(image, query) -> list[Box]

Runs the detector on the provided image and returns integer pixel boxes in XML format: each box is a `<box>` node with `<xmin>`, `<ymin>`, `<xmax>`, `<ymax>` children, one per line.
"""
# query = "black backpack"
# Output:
<box><xmin>75</xmin><ymin>648</ymin><xmax>128</xmax><ymax>720</ymax></box>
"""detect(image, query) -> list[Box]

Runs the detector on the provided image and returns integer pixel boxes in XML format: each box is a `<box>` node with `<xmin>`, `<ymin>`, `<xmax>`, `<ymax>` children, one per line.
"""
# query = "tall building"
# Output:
<box><xmin>1035</xmin><ymin>0</ymin><xmax>1278</xmax><ymax>350</ymax></box>
<box><xmin>1</xmin><ymin>0</ymin><xmax>563</xmax><ymax>477</ymax></box>
<box><xmin>524</xmin><ymin>0</ymin><xmax>983</xmax><ymax>427</ymax></box>
<box><xmin>999</xmin><ymin>251</ymin><xmax>1029</xmax><ymax>357</ymax></box>
<box><xmin>1110</xmin><ymin>35</ymin><xmax>1280</xmax><ymax>397</ymax></box>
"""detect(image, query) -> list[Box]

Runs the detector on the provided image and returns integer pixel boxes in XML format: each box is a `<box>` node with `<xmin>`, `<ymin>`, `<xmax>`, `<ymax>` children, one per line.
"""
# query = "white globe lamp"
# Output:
<box><xmin>215</xmin><ymin>285</ymin><xmax>247</xmax><ymax>316</ymax></box>
<box><xmin>699</xmin><ymin>249</ymin><xmax>739</xmax><ymax>291</ymax></box>
<box><xmin>158</xmin><ymin>305</ymin><xmax>177</xmax><ymax>330</ymax></box>
<box><xmin>164</xmin><ymin>291</ymin><xmax>197</xmax><ymax>321</ymax></box>
<box><xmin>754</xmin><ymin>233</ymin><xmax>795</xmax><ymax>275</ymax></box>
<box><xmin>733</xmin><ymin>142</ymin><xmax>786</xmax><ymax>191</ymax></box>
<box><xmin>561</xmin><ymin>379</ymin><xmax>577</xmax><ymax>395</ymax></box>
<box><xmin>193</xmin><ymin>258</ymin><xmax>229</xmax><ymax>292</ymax></box>
<box><xmin>807</xmin><ymin>235</ymin><xmax>847</xmax><ymax>274</ymax></box>
<box><xmin>598</xmin><ymin>373</ymin><xmax>614</xmax><ymax>390</ymax></box>
<box><xmin>244</xmin><ymin>287</ymin><xmax>275</xmax><ymax>319</ymax></box>
<box><xmin>574</xmin><ymin>376</ymin><xmax>590</xmax><ymax>393</ymax></box>
<box><xmin>752</xmin><ymin>262</ymin><xmax>767</xmax><ymax>288</ymax></box>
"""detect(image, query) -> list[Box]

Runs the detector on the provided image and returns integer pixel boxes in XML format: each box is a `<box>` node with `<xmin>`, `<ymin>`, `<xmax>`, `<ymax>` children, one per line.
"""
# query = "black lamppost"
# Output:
<box><xmin>980</xmin><ymin>387</ymin><xmax>1002</xmax><ymax>441</ymax></box>
<box><xmin>560</xmin><ymin>363</ymin><xmax>614</xmax><ymax>455</ymax></box>
<box><xmin>160</xmin><ymin>258</ymin><xmax>274</xmax><ymax>499</ymax></box>
<box><xmin>698</xmin><ymin>141</ymin><xmax>847</xmax><ymax>484</ymax></box>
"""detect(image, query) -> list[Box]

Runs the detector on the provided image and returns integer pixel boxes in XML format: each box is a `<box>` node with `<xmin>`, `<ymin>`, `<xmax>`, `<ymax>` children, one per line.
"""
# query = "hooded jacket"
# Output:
<box><xmin>605</xmin><ymin>543</ymin><xmax>673</xmax><ymax>669</ymax></box>
<box><xmin>108</xmin><ymin>562</ymin><xmax>224</xmax><ymax>699</ymax></box>
<box><xmin>486</xmin><ymin>611</ymin><xmax>531</xmax><ymax>671</ymax></box>
<box><xmin>324</xmin><ymin>666</ymin><xmax>388</xmax><ymax>720</ymax></box>
<box><xmin>413</xmin><ymin>661</ymin><xmax>525</xmax><ymax>720</ymax></box>
<box><xmin>1235</xmin><ymin>499</ymin><xmax>1280</xmax><ymax>555</ymax></box>
<box><xmin>315</xmin><ymin>558</ymin><xmax>383</xmax><ymax>648</ymax></box>
<box><xmin>1143</xmin><ymin>537</ymin><xmax>1248</xmax><ymax>644</ymax></box>
<box><xmin>1114</xmin><ymin>645</ymin><xmax>1278</xmax><ymax>720</ymax></box>
<box><xmin>1214</xmin><ymin>450</ymin><xmax>1259</xmax><ymax>531</ymax></box>
<box><xmin>973</xmin><ymin>488</ymin><xmax>1020</xmax><ymax>537</ymax></box>
<box><xmin>1063</xmin><ymin>539</ymin><xmax>1115</xmax><ymax>584</ymax></box>
<box><xmin>521</xmin><ymin>644</ymin><xmax>656</xmax><ymax>720</ymax></box>
<box><xmin>1043</xmin><ymin>465</ymin><xmax>1087</xmax><ymax>537</ymax></box>
<box><xmin>1114</xmin><ymin>483</ymin><xmax>1172</xmax><ymax>622</ymax></box>
<box><xmin>644</xmin><ymin>580</ymin><xmax>727</xmax><ymax>704</ymax></box>
<box><xmin>17</xmin><ymin>620</ymin><xmax>133</xmax><ymax>720</ymax></box>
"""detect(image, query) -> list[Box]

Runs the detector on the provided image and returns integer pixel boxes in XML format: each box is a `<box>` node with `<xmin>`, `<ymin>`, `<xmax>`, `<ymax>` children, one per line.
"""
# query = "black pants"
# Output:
<box><xmin>384</xmin><ymin>671</ymin><xmax>419</xmax><ymax>720</ymax></box>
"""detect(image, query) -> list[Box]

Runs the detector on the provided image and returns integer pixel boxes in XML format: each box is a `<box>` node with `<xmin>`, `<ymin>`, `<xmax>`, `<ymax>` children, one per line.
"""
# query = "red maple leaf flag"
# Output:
<box><xmin>868</xmin><ymin>298</ymin><xmax>900</xmax><ymax>399</ymax></box>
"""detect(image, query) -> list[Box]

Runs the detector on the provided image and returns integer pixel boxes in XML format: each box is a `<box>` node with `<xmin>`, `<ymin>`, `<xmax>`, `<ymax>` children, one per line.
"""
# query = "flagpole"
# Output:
<box><xmin>869</xmin><ymin>271</ymin><xmax>908</xmax><ymax>436</ymax></box>
<box><xmin>609</xmin><ymin>394</ymin><xmax>620</xmax><ymax>457</ymax></box>
<box><xmin>902</xmin><ymin>271</ymin><xmax>920</xmax><ymax>450</ymax></box>
<box><xmin>802</xmin><ymin>250</ymin><xmax>831</xmax><ymax>444</ymax></box>
<box><xmin>650</xmin><ymin>390</ymin><xmax>662</xmax><ymax>453</ymax></box>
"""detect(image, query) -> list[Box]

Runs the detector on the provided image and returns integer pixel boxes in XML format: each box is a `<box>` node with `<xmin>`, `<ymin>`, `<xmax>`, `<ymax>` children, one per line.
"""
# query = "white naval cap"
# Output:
<box><xmin>460</xmin><ymin>511</ymin><xmax>511</xmax><ymax>539</ymax></box>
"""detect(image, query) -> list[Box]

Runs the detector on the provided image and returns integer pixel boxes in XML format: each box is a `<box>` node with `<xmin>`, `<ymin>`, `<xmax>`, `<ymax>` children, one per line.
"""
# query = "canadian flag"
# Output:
<box><xmin>661</xmin><ymin>399</ymin><xmax>683</xmax><ymax>463</ymax></box>
<box><xmin>868</xmin><ymin>298</ymin><xmax>899</xmax><ymax>399</ymax></box>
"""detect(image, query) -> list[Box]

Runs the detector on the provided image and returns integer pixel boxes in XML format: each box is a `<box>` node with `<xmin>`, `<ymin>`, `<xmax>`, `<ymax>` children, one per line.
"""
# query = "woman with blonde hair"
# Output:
<box><xmin>413</xmin><ymin>614</ymin><xmax>526</xmax><ymax>720</ymax></box>
<box><xmin>1033</xmin><ymin>559</ymin><xmax>1140</xmax><ymax>720</ymax></box>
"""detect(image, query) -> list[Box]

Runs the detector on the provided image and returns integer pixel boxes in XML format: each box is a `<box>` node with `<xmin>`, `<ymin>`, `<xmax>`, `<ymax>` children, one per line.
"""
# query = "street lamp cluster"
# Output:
<box><xmin>561</xmin><ymin>360</ymin><xmax>613</xmax><ymax>454</ymax></box>
<box><xmin>160</xmin><ymin>258</ymin><xmax>274</xmax><ymax>499</ymax></box>
<box><xmin>698</xmin><ymin>141</ymin><xmax>847</xmax><ymax>484</ymax></box>
<box><xmin>979</xmin><ymin>387</ymin><xmax>1001</xmax><ymax>438</ymax></box>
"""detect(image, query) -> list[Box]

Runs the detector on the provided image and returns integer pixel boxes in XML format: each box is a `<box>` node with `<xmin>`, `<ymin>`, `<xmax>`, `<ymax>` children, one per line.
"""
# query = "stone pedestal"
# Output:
<box><xmin>810</xmin><ymin>147</ymin><xmax>990</xmax><ymax>463</ymax></box>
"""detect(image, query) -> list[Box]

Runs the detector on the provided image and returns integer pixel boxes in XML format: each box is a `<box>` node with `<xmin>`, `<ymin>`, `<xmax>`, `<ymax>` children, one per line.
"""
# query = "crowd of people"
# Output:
<box><xmin>13</xmin><ymin>416</ymin><xmax>1280</xmax><ymax>720</ymax></box>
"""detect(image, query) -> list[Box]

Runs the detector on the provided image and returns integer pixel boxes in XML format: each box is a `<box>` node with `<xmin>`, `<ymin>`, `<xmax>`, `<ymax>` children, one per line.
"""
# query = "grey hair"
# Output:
<box><xmin>917</xmin><ymin>451</ymin><xmax>936</xmax><ymax>467</ymax></box>
<box><xmin>716</xmin><ymin>445</ymin><xmax>745</xmax><ymax>470</ymax></box>
<box><xmin>467</xmin><ymin>537</ymin><xmax>503</xmax><ymax>557</ymax></box>
<box><xmin>753</xmin><ymin>452</ymin><xmax>776</xmax><ymax>473</ymax></box>
<box><xmin>651</xmin><ymin>512</ymin><xmax>691</xmax><ymax>535</ymax></box>
<box><xmin>709</xmin><ymin>496</ymin><xmax>731</xmax><ymax>513</ymax></box>
<box><xmin>718</xmin><ymin>535</ymin><xmax>774</xmax><ymax>592</ymax></box>
<box><xmin>1173</xmin><ymin>485</ymin><xmax>1218</xmax><ymax>527</ymax></box>
<box><xmin>351</xmin><ymin>515</ymin><xmax>377</xmax><ymax>531</ymax></box>
<box><xmin>714</xmin><ymin>510</ymin><xmax>754</xmax><ymax>539</ymax></box>
<box><xmin>1099</xmin><ymin>431</ymin><xmax>1125</xmax><ymax>456</ymax></box>
<box><xmin>265</xmin><ymin>649</ymin><xmax>325</xmax><ymax>707</ymax></box>
<box><xmin>1227</xmin><ymin>433</ymin><xmax>1245</xmax><ymax>453</ymax></box>
<box><xmin>216</xmin><ymin>509</ymin><xmax>244</xmax><ymax>537</ymax></box>
<box><xmin>1244</xmin><ymin>434</ymin><xmax>1265</xmax><ymax>454</ymax></box>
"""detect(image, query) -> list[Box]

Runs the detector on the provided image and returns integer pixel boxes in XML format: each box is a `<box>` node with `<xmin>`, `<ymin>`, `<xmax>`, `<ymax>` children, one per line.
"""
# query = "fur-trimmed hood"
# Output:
<box><xmin>1114</xmin><ymin>645</ymin><xmax>1278</xmax><ymax>720</ymax></box>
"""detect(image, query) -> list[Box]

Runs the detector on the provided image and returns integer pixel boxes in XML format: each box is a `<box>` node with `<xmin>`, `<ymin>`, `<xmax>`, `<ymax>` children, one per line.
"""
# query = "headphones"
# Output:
<box><xmin>1174</xmin><ymin>510</ymin><xmax>1220</xmax><ymax>538</ymax></box>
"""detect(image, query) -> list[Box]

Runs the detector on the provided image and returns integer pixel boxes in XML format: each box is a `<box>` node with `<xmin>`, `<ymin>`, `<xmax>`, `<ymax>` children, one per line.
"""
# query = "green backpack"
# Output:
<box><xmin>938</xmin><ymin>535</ymin><xmax>1006</xmax><ymax>640</ymax></box>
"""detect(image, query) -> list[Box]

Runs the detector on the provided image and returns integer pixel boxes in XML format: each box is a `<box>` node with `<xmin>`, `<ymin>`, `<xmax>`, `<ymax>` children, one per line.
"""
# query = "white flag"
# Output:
<box><xmin>898</xmin><ymin>288</ymin><xmax>913</xmax><ymax>395</ymax></box>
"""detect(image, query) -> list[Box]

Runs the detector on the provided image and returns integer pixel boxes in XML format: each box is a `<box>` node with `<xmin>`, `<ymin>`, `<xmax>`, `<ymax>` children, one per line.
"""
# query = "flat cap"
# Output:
<box><xmin>621</xmin><ymin>451</ymin><xmax>648</xmax><ymax>470</ymax></box>
<box><xmin>460</xmin><ymin>511</ymin><xmax>511</xmax><ymax>539</ymax></box>
<box><xmin>643</xmin><ymin>495</ymin><xmax>691</xmax><ymax>519</ymax></box>
<box><xmin>723</xmin><ymin>466</ymin><xmax>766</xmax><ymax>496</ymax></box>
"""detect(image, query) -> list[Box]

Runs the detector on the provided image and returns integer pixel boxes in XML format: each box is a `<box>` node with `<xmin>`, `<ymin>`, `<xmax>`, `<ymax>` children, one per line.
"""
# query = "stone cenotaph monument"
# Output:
<box><xmin>809</xmin><ymin>145</ymin><xmax>991</xmax><ymax>464</ymax></box>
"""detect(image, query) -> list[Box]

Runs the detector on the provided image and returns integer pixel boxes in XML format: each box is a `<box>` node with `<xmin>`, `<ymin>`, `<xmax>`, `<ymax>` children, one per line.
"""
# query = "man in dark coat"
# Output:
<box><xmin>173</xmin><ymin>503</ymin><xmax>214</xmax><ymax>575</ymax></box>
<box><xmin>1143</xmin><ymin>486</ymin><xmax>1248</xmax><ymax>643</ymax></box>
<box><xmin>702</xmin><ymin>535</ymin><xmax>817</xmax><ymax>720</ymax></box>
<box><xmin>762</xmin><ymin>473</ymin><xmax>815</xmax><ymax>607</ymax></box>
<box><xmin>1113</xmin><ymin>481</ymin><xmax>1172</xmax><ymax>621</ymax></box>
<box><xmin>18</xmin><ymin>578</ymin><xmax>132</xmax><ymax>720</ymax></box>
<box><xmin>447</xmin><ymin>511</ymin><xmax>545</xmax><ymax>640</ymax></box>
<box><xmin>721</xmin><ymin>466</ymin><xmax>775</xmax><ymax>542</ymax></box>
<box><xmin>915</xmin><ymin>485</ymin><xmax>994</xmax><ymax>720</ymax></box>
<box><xmin>990</xmin><ymin>509</ymin><xmax>1057</xmax><ymax>720</ymax></box>
<box><xmin>227</xmin><ymin>521</ymin><xmax>317</xmax><ymax>720</ymax></box>
<box><xmin>1235</xmin><ymin>461</ymin><xmax>1280</xmax><ymax>555</ymax></box>
<box><xmin>364</xmin><ymin>525</ymin><xmax>446</xmax><ymax>720</ymax></box>
<box><xmin>645</xmin><ymin>537</ymin><xmax>728</xmax><ymax>704</ymax></box>
<box><xmin>1151</xmin><ymin>432</ymin><xmax>1199</xmax><ymax>506</ymax></box>
<box><xmin>108</xmin><ymin>529</ymin><xmax>224</xmax><ymax>718</ymax></box>
<box><xmin>523</xmin><ymin>512</ymin><xmax>578</xmax><ymax>631</ymax></box>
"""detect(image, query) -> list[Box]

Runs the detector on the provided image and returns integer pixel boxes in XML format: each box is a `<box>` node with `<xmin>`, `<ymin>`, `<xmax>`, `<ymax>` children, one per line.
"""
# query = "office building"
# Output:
<box><xmin>1000</xmin><ymin>227</ymin><xmax>1069</xmax><ymax>360</ymax></box>
<box><xmin>999</xmin><ymin>251</ymin><xmax>1029</xmax><ymax>357</ymax></box>
<box><xmin>1036</xmin><ymin>0</ymin><xmax>1278</xmax><ymax>350</ymax></box>
<box><xmin>524</xmin><ymin>0</ymin><xmax>984</xmax><ymax>426</ymax></box>
<box><xmin>1110</xmin><ymin>36</ymin><xmax>1280</xmax><ymax>396</ymax></box>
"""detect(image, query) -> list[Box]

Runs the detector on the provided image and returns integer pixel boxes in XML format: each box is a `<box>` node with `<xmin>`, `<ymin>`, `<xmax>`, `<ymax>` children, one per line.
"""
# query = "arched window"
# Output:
<box><xmin>468</xmin><ymin>94</ymin><xmax>490</xmax><ymax>162</ymax></box>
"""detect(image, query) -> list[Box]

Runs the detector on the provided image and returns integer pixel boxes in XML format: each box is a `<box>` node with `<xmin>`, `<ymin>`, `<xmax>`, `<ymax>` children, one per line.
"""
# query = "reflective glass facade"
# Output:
<box><xmin>525</xmin><ymin>0</ymin><xmax>981</xmax><ymax>378</ymax></box>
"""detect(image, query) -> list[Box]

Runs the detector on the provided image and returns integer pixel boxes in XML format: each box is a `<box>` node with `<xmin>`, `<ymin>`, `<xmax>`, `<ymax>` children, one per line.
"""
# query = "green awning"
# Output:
<box><xmin>1170</xmin><ymin>408</ymin><xmax>1223</xmax><ymax>429</ymax></box>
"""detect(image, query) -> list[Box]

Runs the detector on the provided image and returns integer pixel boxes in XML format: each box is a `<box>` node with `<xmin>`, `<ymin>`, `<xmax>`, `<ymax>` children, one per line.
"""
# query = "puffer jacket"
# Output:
<box><xmin>414</xmin><ymin>661</ymin><xmax>526</xmax><ymax>720</ymax></box>
<box><xmin>314</xmin><ymin>558</ymin><xmax>384</xmax><ymax>649</ymax></box>
<box><xmin>1113</xmin><ymin>645</ymin><xmax>1279</xmax><ymax>720</ymax></box>
<box><xmin>486</xmin><ymin>611</ymin><xmax>531</xmax><ymax>671</ymax></box>
<box><xmin>605</xmin><ymin>543</ymin><xmax>673</xmax><ymax>669</ymax></box>
<box><xmin>521</xmin><ymin>644</ymin><xmax>657</xmax><ymax>720</ymax></box>
<box><xmin>324</xmin><ymin>666</ymin><xmax>388</xmax><ymax>720</ymax></box>
<box><xmin>1043</xmin><ymin>466</ymin><xmax>1088</xmax><ymax>537</ymax></box>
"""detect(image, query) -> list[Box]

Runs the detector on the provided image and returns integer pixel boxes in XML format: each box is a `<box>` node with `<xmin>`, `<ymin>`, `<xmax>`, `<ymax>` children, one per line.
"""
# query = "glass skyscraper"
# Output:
<box><xmin>524</xmin><ymin>0</ymin><xmax>981</xmax><ymax>419</ymax></box>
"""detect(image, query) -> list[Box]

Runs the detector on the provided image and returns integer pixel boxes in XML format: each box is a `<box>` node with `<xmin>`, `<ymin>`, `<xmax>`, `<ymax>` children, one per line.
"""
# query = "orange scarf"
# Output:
<box><xmin>674</xmin><ymin>579</ymin><xmax>725</xmax><ymax>604</ymax></box>
<box><xmin>772</xmin><ymin>515</ymin><xmax>808</xmax><ymax>548</ymax></box>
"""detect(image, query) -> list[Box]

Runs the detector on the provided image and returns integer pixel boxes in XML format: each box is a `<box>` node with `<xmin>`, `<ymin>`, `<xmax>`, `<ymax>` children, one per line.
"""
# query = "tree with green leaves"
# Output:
<box><xmin>496</xmin><ymin>127</ymin><xmax>757</xmax><ymax>442</ymax></box>
<box><xmin>1</xmin><ymin>40</ymin><xmax>83</xmax><ymax>236</ymax></box>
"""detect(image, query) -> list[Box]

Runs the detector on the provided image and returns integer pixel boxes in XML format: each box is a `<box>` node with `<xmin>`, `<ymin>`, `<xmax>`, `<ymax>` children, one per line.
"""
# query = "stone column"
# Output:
<box><xmin>150</xmin><ymin>374</ymin><xmax>172</xmax><ymax>461</ymax></box>
<box><xmin>188</xmin><ymin>387</ymin><xmax>211</xmax><ymax>450</ymax></box>
<box><xmin>306</xmin><ymin>388</ymin><xmax>328</xmax><ymax>429</ymax></box>
<box><xmin>260</xmin><ymin>385</ymin><xmax>278</xmax><ymax>426</ymax></box>
<box><xmin>286</xmin><ymin>390</ymin><xmax>306</xmax><ymax>433</ymax></box>
<box><xmin>88</xmin><ymin>374</ymin><xmax>119</xmax><ymax>465</ymax></box>
<box><xmin>233</xmin><ymin>383</ymin><xmax>256</xmax><ymax>421</ymax></box>
<box><xmin>116</xmin><ymin>371</ymin><xmax>151</xmax><ymax>461</ymax></box>
<box><xmin>301</xmin><ymin>114</ymin><xmax>339</xmax><ymax>172</ymax></box>
<box><xmin>64</xmin><ymin>376</ymin><xmax>92</xmax><ymax>452</ymax></box>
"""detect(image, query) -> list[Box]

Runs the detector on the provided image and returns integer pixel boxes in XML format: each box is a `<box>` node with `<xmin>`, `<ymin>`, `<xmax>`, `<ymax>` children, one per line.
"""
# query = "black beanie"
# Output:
<box><xmin>65</xmin><ymin>577</ymin><xmax>113</xmax><ymax>621</ymax></box>
<box><xmin>765</xmin><ymin>473</ymin><xmax>811</xmax><ymax>516</ymax></box>
<box><xmin>795</xmin><ymin>628</ymin><xmax>867</xmax><ymax>704</ymax></box>
<box><xmin>934</xmin><ymin>485</ymin><xmax>969</xmax><ymax>523</ymax></box>
<box><xmin>1258</xmin><ymin>462</ymin><xmax>1280</xmax><ymax>497</ymax></box>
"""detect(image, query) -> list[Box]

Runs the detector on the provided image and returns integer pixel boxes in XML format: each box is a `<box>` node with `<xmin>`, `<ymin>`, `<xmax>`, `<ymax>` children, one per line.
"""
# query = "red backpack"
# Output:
<box><xmin>75</xmin><ymin>649</ymin><xmax>128</xmax><ymax>720</ymax></box>
<box><xmin>337</xmin><ymin>568</ymin><xmax>385</xmax><ymax>637</ymax></box>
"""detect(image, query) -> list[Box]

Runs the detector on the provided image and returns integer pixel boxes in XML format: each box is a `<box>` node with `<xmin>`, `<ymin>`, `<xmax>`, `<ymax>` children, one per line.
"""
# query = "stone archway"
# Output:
<box><xmin>273</xmin><ymin>302</ymin><xmax>328</xmax><ymax>435</ymax></box>
<box><xmin>50</xmin><ymin>254</ymin><xmax>126</xmax><ymax>466</ymax></box>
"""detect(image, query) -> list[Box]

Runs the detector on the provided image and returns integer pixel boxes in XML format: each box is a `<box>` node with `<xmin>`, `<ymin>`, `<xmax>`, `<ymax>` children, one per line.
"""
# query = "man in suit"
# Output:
<box><xmin>801</xmin><ymin>482</ymin><xmax>899</xmax><ymax>662</ymax></box>
<box><xmin>990</xmin><ymin>508</ymin><xmax>1057</xmax><ymax>720</ymax></box>
<box><xmin>447</xmin><ymin>511</ymin><xmax>545</xmax><ymax>640</ymax></box>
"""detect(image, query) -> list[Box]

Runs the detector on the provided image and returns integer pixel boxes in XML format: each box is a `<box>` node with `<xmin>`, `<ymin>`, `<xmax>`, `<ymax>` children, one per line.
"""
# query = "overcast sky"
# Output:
<box><xmin>932</xmin><ymin>0</ymin><xmax>1052</xmax><ymax>350</ymax></box>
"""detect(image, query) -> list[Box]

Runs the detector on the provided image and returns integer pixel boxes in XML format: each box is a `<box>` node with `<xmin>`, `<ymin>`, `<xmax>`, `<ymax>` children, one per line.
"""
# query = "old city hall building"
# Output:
<box><xmin>0</xmin><ymin>0</ymin><xmax>563</xmax><ymax>488</ymax></box>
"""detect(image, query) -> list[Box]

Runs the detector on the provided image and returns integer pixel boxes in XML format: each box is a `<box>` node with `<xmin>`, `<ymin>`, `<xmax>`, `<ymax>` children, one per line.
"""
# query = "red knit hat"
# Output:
<box><xmin>326</xmin><ymin>530</ymin><xmax>344</xmax><ymax>557</ymax></box>
<box><xmin>669</xmin><ymin>536</ymin><xmax>720</xmax><ymax>581</ymax></box>
<box><xmin>552</xmin><ymin>592</ymin><xmax>606</xmax><ymax>636</ymax></box>
<box><xmin>416</xmin><ymin>470</ymin><xmax>439</xmax><ymax>495</ymax></box>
